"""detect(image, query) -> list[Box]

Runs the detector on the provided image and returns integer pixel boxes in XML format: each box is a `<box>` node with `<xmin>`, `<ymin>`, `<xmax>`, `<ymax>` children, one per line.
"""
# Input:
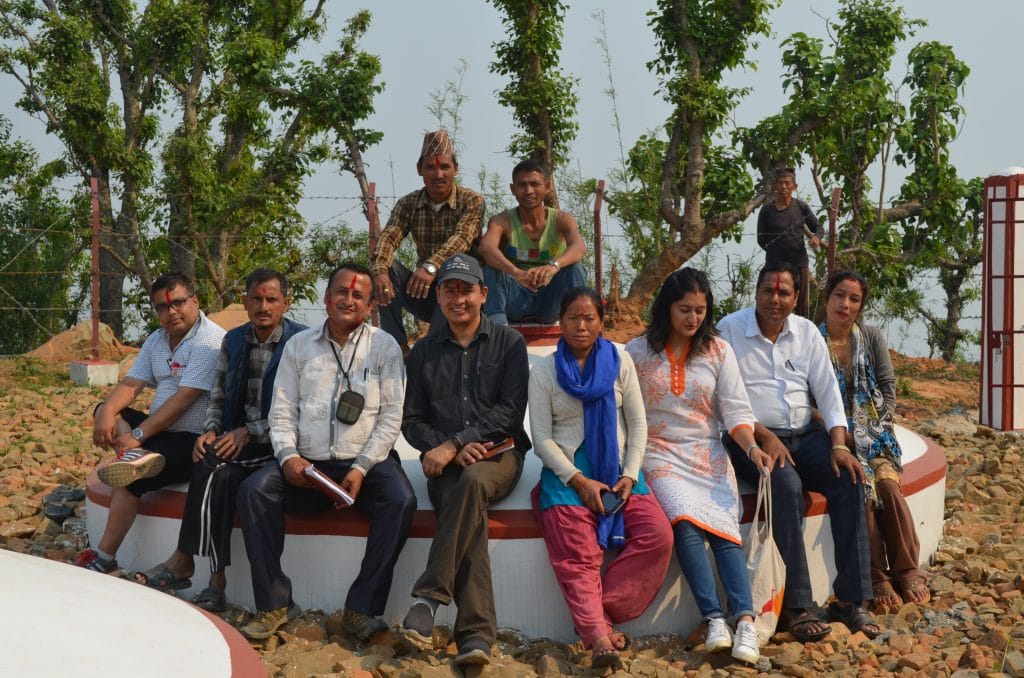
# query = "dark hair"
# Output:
<box><xmin>327</xmin><ymin>261</ymin><xmax>376</xmax><ymax>296</ymax></box>
<box><xmin>511</xmin><ymin>158</ymin><xmax>550</xmax><ymax>181</ymax></box>
<box><xmin>151</xmin><ymin>272</ymin><xmax>196</xmax><ymax>298</ymax></box>
<box><xmin>645</xmin><ymin>267</ymin><xmax>717</xmax><ymax>360</ymax></box>
<box><xmin>756</xmin><ymin>262</ymin><xmax>801</xmax><ymax>294</ymax></box>
<box><xmin>244</xmin><ymin>268</ymin><xmax>289</xmax><ymax>297</ymax></box>
<box><xmin>823</xmin><ymin>270</ymin><xmax>869</xmax><ymax>304</ymax></box>
<box><xmin>559</xmin><ymin>287</ymin><xmax>604</xmax><ymax>320</ymax></box>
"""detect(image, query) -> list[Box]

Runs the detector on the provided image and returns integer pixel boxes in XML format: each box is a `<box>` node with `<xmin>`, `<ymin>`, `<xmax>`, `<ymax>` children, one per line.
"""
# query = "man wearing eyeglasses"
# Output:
<box><xmin>76</xmin><ymin>272</ymin><xmax>225</xmax><ymax>576</ymax></box>
<box><xmin>236</xmin><ymin>262</ymin><xmax>415</xmax><ymax>642</ymax></box>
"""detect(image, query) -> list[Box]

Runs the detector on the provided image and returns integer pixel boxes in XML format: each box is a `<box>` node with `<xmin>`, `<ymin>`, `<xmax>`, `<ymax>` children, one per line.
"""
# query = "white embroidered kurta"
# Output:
<box><xmin>624</xmin><ymin>335</ymin><xmax>755</xmax><ymax>544</ymax></box>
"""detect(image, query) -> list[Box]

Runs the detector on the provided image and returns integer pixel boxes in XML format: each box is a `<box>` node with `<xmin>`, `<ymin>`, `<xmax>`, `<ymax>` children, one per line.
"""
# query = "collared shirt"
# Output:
<box><xmin>202</xmin><ymin>323</ymin><xmax>284</xmax><ymax>443</ymax></box>
<box><xmin>402</xmin><ymin>315</ymin><xmax>531</xmax><ymax>454</ymax></box>
<box><xmin>268</xmin><ymin>321</ymin><xmax>405</xmax><ymax>474</ymax></box>
<box><xmin>370</xmin><ymin>184</ymin><xmax>485</xmax><ymax>277</ymax></box>
<box><xmin>127</xmin><ymin>312</ymin><xmax>225</xmax><ymax>434</ymax></box>
<box><xmin>717</xmin><ymin>306</ymin><xmax>846</xmax><ymax>432</ymax></box>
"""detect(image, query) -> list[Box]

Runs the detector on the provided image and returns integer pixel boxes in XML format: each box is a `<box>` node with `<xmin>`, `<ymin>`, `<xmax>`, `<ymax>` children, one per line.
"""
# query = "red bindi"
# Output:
<box><xmin>433</xmin><ymin>155</ymin><xmax>440</xmax><ymax>168</ymax></box>
<box><xmin>773</xmin><ymin>274</ymin><xmax>781</xmax><ymax>292</ymax></box>
<box><xmin>165</xmin><ymin>290</ymin><xmax>172</xmax><ymax>304</ymax></box>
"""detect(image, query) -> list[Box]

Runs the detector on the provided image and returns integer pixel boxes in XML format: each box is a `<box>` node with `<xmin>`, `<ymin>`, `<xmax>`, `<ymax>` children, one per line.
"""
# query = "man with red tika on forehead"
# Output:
<box><xmin>370</xmin><ymin>129</ymin><xmax>485</xmax><ymax>352</ymax></box>
<box><xmin>717</xmin><ymin>262</ymin><xmax>881</xmax><ymax>643</ymax></box>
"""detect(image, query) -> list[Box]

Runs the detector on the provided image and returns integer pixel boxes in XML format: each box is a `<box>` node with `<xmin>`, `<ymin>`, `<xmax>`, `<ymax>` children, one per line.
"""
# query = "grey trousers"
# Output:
<box><xmin>412</xmin><ymin>450</ymin><xmax>523</xmax><ymax>647</ymax></box>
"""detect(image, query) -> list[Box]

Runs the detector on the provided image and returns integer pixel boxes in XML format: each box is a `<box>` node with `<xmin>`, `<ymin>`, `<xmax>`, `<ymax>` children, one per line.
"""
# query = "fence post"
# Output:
<box><xmin>593</xmin><ymin>179</ymin><xmax>605</xmax><ymax>297</ymax></box>
<box><xmin>827</xmin><ymin>187</ymin><xmax>841</xmax><ymax>278</ymax></box>
<box><xmin>90</xmin><ymin>177</ymin><xmax>101</xmax><ymax>361</ymax></box>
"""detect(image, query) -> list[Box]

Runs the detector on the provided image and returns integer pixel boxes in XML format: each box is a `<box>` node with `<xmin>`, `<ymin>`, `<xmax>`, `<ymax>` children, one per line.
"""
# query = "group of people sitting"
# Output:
<box><xmin>75</xmin><ymin>129</ymin><xmax>927</xmax><ymax>669</ymax></box>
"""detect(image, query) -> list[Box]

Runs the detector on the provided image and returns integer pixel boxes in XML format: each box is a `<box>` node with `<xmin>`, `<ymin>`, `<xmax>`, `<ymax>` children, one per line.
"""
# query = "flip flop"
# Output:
<box><xmin>899</xmin><ymin>577</ymin><xmax>931</xmax><ymax>605</ymax></box>
<box><xmin>827</xmin><ymin>601</ymin><xmax>880</xmax><ymax>639</ymax></box>
<box><xmin>192</xmin><ymin>586</ymin><xmax>227</xmax><ymax>612</ymax></box>
<box><xmin>592</xmin><ymin>646</ymin><xmax>620</xmax><ymax>668</ymax></box>
<box><xmin>780</xmin><ymin>609</ymin><xmax>831</xmax><ymax>642</ymax></box>
<box><xmin>134</xmin><ymin>563</ymin><xmax>192</xmax><ymax>592</ymax></box>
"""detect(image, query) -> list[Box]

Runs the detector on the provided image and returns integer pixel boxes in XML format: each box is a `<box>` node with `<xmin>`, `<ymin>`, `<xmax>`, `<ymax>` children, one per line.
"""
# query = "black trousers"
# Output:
<box><xmin>238</xmin><ymin>451</ymin><xmax>416</xmax><ymax>614</ymax></box>
<box><xmin>377</xmin><ymin>260</ymin><xmax>447</xmax><ymax>345</ymax></box>
<box><xmin>176</xmin><ymin>443</ymin><xmax>273</xmax><ymax>572</ymax></box>
<box><xmin>725</xmin><ymin>422</ymin><xmax>872</xmax><ymax>609</ymax></box>
<box><xmin>120</xmin><ymin>408</ymin><xmax>197</xmax><ymax>497</ymax></box>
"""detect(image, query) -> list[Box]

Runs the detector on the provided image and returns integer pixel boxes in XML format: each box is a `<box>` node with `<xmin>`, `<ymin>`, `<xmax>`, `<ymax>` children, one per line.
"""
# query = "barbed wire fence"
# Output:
<box><xmin>0</xmin><ymin>181</ymin><xmax>982</xmax><ymax>359</ymax></box>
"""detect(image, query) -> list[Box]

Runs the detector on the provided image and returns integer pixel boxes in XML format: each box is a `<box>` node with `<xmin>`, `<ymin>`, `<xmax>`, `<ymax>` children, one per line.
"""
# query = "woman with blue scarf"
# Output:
<box><xmin>529</xmin><ymin>287</ymin><xmax>672</xmax><ymax>668</ymax></box>
<box><xmin>820</xmin><ymin>271</ymin><xmax>929</xmax><ymax>613</ymax></box>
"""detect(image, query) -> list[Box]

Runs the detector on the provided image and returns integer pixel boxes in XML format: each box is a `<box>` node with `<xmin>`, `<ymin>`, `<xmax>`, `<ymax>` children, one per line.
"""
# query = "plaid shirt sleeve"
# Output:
<box><xmin>370</xmin><ymin>195</ymin><xmax>415</xmax><ymax>277</ymax></box>
<box><xmin>424</xmin><ymin>188</ymin><xmax>485</xmax><ymax>269</ymax></box>
<box><xmin>201</xmin><ymin>346</ymin><xmax>230</xmax><ymax>435</ymax></box>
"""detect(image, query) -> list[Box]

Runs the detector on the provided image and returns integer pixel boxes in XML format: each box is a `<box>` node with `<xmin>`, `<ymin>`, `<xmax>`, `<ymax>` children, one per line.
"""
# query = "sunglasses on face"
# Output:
<box><xmin>154</xmin><ymin>294</ymin><xmax>195</xmax><ymax>314</ymax></box>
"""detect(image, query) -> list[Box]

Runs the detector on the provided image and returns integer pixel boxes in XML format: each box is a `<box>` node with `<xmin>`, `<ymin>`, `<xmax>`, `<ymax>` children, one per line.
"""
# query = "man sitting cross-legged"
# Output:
<box><xmin>132</xmin><ymin>269</ymin><xmax>306</xmax><ymax>610</ymax></box>
<box><xmin>77</xmin><ymin>272</ymin><xmax>224</xmax><ymax>575</ymax></box>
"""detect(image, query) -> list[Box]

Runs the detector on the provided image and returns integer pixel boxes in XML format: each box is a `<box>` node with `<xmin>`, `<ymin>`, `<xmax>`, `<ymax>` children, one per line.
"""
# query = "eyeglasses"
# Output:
<box><xmin>154</xmin><ymin>294</ymin><xmax>195</xmax><ymax>314</ymax></box>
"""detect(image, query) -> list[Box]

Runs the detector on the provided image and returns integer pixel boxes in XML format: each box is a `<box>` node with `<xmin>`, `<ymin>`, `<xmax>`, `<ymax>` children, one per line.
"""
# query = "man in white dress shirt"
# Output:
<box><xmin>236</xmin><ymin>262</ymin><xmax>416</xmax><ymax>642</ymax></box>
<box><xmin>718</xmin><ymin>262</ymin><xmax>878</xmax><ymax>641</ymax></box>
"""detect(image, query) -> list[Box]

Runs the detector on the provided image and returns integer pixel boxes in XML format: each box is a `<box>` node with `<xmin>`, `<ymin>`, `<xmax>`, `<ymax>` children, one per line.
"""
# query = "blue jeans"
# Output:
<box><xmin>483</xmin><ymin>262</ymin><xmax>587</xmax><ymax>325</ymax></box>
<box><xmin>673</xmin><ymin>520</ymin><xmax>754</xmax><ymax>623</ymax></box>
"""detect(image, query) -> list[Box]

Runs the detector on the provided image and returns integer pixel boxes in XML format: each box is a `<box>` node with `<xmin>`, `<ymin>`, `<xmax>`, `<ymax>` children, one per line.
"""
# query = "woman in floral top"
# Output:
<box><xmin>625</xmin><ymin>268</ymin><xmax>768</xmax><ymax>665</ymax></box>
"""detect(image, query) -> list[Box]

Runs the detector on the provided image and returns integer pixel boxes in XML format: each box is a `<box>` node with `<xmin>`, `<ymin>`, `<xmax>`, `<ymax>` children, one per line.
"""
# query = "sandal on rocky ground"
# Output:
<box><xmin>609</xmin><ymin>631</ymin><xmax>632</xmax><ymax>651</ymax></box>
<box><xmin>591</xmin><ymin>645</ymin><xmax>620</xmax><ymax>669</ymax></box>
<box><xmin>192</xmin><ymin>586</ymin><xmax>227</xmax><ymax>612</ymax></box>
<box><xmin>827</xmin><ymin>601</ymin><xmax>880</xmax><ymax>639</ymax></box>
<box><xmin>898</xmin><ymin>576</ymin><xmax>931</xmax><ymax>605</ymax></box>
<box><xmin>134</xmin><ymin>563</ymin><xmax>192</xmax><ymax>592</ymax></box>
<box><xmin>779</xmin><ymin>609</ymin><xmax>831</xmax><ymax>642</ymax></box>
<box><xmin>872</xmin><ymin>580</ymin><xmax>903</xmax><ymax>613</ymax></box>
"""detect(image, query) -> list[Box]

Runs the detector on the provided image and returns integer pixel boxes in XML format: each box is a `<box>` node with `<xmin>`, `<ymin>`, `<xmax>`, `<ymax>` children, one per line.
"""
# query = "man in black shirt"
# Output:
<box><xmin>756</xmin><ymin>168</ymin><xmax>824</xmax><ymax>317</ymax></box>
<box><xmin>399</xmin><ymin>253</ymin><xmax>530</xmax><ymax>667</ymax></box>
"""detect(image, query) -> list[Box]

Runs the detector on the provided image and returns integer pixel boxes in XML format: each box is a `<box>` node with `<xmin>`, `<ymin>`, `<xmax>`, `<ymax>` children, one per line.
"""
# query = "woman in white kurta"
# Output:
<box><xmin>625</xmin><ymin>268</ymin><xmax>768</xmax><ymax>665</ymax></box>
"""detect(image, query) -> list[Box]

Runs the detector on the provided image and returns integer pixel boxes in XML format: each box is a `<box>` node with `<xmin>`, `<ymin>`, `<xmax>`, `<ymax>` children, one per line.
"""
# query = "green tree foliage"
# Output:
<box><xmin>0</xmin><ymin>1</ymin><xmax>383</xmax><ymax>335</ymax></box>
<box><xmin>488</xmin><ymin>0</ymin><xmax>579</xmax><ymax>178</ymax></box>
<box><xmin>0</xmin><ymin>117</ymin><xmax>86</xmax><ymax>353</ymax></box>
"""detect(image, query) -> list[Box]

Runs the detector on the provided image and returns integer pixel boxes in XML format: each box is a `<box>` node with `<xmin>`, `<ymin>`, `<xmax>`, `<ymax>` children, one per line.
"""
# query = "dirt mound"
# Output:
<box><xmin>26</xmin><ymin>322</ymin><xmax>138</xmax><ymax>363</ymax></box>
<box><xmin>206</xmin><ymin>304</ymin><xmax>248</xmax><ymax>331</ymax></box>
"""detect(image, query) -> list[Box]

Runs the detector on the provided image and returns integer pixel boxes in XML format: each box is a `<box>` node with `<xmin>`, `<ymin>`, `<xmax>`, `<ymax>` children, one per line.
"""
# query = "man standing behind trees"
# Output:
<box><xmin>756</xmin><ymin>168</ymin><xmax>824</xmax><ymax>317</ymax></box>
<box><xmin>370</xmin><ymin>129</ymin><xmax>485</xmax><ymax>350</ymax></box>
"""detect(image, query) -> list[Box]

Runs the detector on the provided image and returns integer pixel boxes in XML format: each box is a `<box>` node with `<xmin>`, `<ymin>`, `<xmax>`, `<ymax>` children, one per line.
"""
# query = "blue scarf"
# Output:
<box><xmin>555</xmin><ymin>336</ymin><xmax>624</xmax><ymax>549</ymax></box>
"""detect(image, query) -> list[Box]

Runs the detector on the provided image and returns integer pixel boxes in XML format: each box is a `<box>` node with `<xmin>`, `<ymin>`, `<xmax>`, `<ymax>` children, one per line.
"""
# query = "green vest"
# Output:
<box><xmin>502</xmin><ymin>207</ymin><xmax>566</xmax><ymax>269</ymax></box>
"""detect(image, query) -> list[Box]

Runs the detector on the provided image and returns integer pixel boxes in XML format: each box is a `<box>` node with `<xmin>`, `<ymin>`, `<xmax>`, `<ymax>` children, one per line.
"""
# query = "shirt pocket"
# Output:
<box><xmin>474</xmin><ymin>361</ymin><xmax>503</xmax><ymax>403</ymax></box>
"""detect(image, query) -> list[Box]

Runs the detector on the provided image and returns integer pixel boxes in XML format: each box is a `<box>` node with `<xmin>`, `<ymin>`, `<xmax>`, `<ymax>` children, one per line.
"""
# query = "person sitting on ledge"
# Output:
<box><xmin>77</xmin><ymin>272</ymin><xmax>224</xmax><ymax>575</ymax></box>
<box><xmin>818</xmin><ymin>270</ymin><xmax>930</xmax><ymax>613</ymax></box>
<box><xmin>717</xmin><ymin>262</ymin><xmax>880</xmax><ymax>642</ymax></box>
<box><xmin>237</xmin><ymin>263</ymin><xmax>415</xmax><ymax>642</ymax></box>
<box><xmin>479</xmin><ymin>159</ymin><xmax>587</xmax><ymax>325</ymax></box>
<box><xmin>131</xmin><ymin>269</ymin><xmax>306</xmax><ymax>612</ymax></box>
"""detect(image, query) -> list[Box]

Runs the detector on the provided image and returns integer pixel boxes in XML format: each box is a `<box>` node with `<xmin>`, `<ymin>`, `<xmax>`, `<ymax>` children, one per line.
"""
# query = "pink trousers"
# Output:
<box><xmin>531</xmin><ymin>485</ymin><xmax>673</xmax><ymax>648</ymax></box>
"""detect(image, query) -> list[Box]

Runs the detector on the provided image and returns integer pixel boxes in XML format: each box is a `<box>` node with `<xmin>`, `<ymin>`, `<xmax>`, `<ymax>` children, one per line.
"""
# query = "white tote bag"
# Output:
<box><xmin>745</xmin><ymin>472</ymin><xmax>787</xmax><ymax>644</ymax></box>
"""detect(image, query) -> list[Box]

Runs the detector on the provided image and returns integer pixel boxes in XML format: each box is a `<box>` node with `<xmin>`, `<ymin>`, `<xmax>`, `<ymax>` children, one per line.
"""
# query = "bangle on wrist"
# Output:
<box><xmin>744</xmin><ymin>442</ymin><xmax>760</xmax><ymax>458</ymax></box>
<box><xmin>831</xmin><ymin>444</ymin><xmax>850</xmax><ymax>453</ymax></box>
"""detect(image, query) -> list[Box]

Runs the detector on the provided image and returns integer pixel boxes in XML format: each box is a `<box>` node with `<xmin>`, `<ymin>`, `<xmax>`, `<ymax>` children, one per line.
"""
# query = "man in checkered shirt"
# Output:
<box><xmin>370</xmin><ymin>129</ymin><xmax>485</xmax><ymax>351</ymax></box>
<box><xmin>76</xmin><ymin>272</ymin><xmax>225</xmax><ymax>575</ymax></box>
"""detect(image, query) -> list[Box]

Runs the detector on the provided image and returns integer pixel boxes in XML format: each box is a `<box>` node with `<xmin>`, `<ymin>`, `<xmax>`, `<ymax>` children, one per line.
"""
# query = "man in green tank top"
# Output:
<box><xmin>478</xmin><ymin>159</ymin><xmax>587</xmax><ymax>324</ymax></box>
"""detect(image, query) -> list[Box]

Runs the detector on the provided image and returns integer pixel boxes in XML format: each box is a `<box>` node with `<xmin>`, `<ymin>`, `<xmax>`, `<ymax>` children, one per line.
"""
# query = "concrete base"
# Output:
<box><xmin>70</xmin><ymin>360</ymin><xmax>119</xmax><ymax>386</ymax></box>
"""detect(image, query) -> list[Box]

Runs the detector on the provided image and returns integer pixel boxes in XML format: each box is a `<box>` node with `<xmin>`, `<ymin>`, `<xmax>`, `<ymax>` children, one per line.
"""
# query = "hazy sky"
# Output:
<box><xmin>4</xmin><ymin>1</ymin><xmax>1019</xmax><ymax>355</ymax></box>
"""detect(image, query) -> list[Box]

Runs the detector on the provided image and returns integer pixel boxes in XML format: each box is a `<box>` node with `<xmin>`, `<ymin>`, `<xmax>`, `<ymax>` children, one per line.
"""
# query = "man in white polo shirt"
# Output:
<box><xmin>76</xmin><ymin>272</ymin><xmax>225</xmax><ymax>575</ymax></box>
<box><xmin>717</xmin><ymin>262</ymin><xmax>878</xmax><ymax>642</ymax></box>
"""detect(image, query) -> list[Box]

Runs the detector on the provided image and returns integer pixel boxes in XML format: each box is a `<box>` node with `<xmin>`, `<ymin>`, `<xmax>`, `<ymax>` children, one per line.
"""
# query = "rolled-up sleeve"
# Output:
<box><xmin>716</xmin><ymin>341</ymin><xmax>756</xmax><ymax>434</ymax></box>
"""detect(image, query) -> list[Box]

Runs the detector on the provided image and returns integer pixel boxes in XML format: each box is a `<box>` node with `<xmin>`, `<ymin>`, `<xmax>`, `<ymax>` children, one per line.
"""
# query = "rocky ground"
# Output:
<box><xmin>1</xmin><ymin>355</ymin><xmax>1022</xmax><ymax>677</ymax></box>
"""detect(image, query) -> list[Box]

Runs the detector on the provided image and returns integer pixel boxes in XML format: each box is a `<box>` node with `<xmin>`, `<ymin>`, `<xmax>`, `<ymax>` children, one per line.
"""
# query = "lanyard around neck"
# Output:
<box><xmin>329</xmin><ymin>325</ymin><xmax>363</xmax><ymax>389</ymax></box>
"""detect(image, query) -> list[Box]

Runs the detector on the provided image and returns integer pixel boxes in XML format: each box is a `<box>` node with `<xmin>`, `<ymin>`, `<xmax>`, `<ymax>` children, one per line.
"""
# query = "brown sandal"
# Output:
<box><xmin>872</xmin><ymin>580</ymin><xmax>902</xmax><ymax>613</ymax></box>
<box><xmin>780</xmin><ymin>609</ymin><xmax>831</xmax><ymax>642</ymax></box>
<box><xmin>899</xmin><ymin>576</ymin><xmax>931</xmax><ymax>605</ymax></box>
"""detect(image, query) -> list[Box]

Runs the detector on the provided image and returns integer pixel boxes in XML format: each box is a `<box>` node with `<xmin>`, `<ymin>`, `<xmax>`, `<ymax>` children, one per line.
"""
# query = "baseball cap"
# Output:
<box><xmin>437</xmin><ymin>253</ymin><xmax>483</xmax><ymax>286</ymax></box>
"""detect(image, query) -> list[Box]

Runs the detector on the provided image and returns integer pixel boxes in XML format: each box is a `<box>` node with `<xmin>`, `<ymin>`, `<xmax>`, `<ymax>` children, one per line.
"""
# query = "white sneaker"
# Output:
<box><xmin>731</xmin><ymin>620</ymin><xmax>760</xmax><ymax>663</ymax></box>
<box><xmin>705</xmin><ymin>617</ymin><xmax>733</xmax><ymax>652</ymax></box>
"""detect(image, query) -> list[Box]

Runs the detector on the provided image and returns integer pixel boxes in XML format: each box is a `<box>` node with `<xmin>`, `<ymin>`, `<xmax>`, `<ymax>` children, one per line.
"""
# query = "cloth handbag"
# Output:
<box><xmin>745</xmin><ymin>472</ymin><xmax>786</xmax><ymax>644</ymax></box>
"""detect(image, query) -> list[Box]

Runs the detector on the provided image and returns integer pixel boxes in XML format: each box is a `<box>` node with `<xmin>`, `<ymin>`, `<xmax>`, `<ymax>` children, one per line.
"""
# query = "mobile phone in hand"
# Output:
<box><xmin>600</xmin><ymin>489</ymin><xmax>626</xmax><ymax>515</ymax></box>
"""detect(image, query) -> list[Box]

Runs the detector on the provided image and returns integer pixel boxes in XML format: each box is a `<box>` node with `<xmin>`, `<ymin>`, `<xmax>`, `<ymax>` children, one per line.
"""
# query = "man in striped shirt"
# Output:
<box><xmin>131</xmin><ymin>269</ymin><xmax>306</xmax><ymax>610</ymax></box>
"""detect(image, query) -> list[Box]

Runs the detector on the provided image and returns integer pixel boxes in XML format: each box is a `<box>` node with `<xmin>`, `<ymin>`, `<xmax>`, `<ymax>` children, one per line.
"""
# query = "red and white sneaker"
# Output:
<box><xmin>97</xmin><ymin>449</ymin><xmax>165</xmax><ymax>488</ymax></box>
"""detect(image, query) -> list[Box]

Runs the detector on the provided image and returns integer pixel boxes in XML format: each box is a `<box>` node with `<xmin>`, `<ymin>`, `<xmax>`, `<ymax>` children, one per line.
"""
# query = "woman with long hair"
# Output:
<box><xmin>529</xmin><ymin>287</ymin><xmax>672</xmax><ymax>668</ymax></box>
<box><xmin>819</xmin><ymin>270</ymin><xmax>928</xmax><ymax>612</ymax></box>
<box><xmin>625</xmin><ymin>268</ymin><xmax>768</xmax><ymax>664</ymax></box>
